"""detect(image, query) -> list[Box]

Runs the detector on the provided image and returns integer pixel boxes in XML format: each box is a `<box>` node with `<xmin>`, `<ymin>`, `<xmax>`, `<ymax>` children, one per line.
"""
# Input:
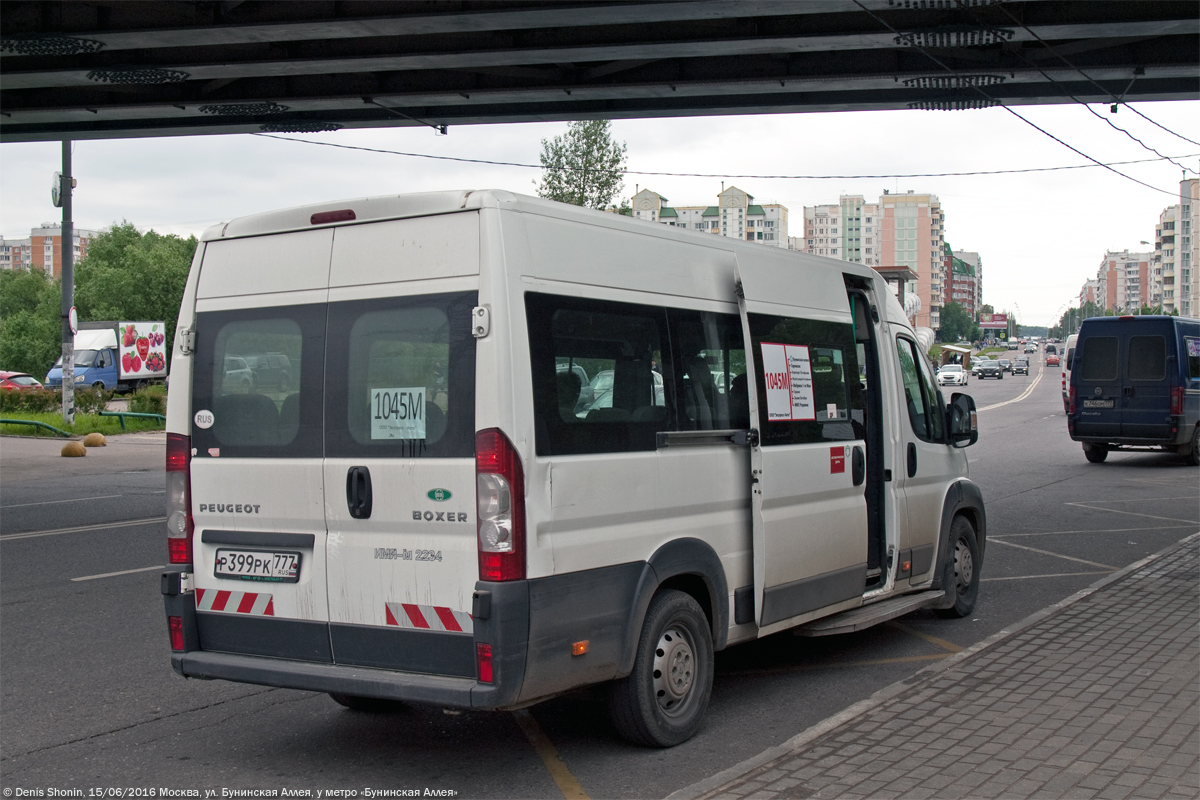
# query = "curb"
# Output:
<box><xmin>667</xmin><ymin>530</ymin><xmax>1200</xmax><ymax>800</ymax></box>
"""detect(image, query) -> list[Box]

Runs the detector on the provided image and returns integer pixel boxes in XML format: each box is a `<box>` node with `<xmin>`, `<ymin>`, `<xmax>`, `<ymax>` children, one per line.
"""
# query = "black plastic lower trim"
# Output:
<box><xmin>196</xmin><ymin>612</ymin><xmax>332</xmax><ymax>662</ymax></box>
<box><xmin>330</xmin><ymin>624</ymin><xmax>474</xmax><ymax>677</ymax></box>
<box><xmin>761</xmin><ymin>563</ymin><xmax>866</xmax><ymax>626</ymax></box>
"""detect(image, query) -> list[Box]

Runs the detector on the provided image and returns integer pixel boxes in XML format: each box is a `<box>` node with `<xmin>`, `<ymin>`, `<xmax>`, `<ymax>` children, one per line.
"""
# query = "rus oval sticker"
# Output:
<box><xmin>427</xmin><ymin>488</ymin><xmax>452</xmax><ymax>502</ymax></box>
<box><xmin>194</xmin><ymin>409</ymin><xmax>215</xmax><ymax>429</ymax></box>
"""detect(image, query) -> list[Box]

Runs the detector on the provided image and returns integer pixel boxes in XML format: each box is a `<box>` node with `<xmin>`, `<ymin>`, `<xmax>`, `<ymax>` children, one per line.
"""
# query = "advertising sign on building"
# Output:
<box><xmin>979</xmin><ymin>312</ymin><xmax>1009</xmax><ymax>330</ymax></box>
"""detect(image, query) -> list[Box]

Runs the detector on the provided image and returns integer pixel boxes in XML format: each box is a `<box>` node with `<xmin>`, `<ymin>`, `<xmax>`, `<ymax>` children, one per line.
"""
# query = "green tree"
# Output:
<box><xmin>938</xmin><ymin>301</ymin><xmax>974</xmax><ymax>342</ymax></box>
<box><xmin>536</xmin><ymin>120</ymin><xmax>628</xmax><ymax>208</ymax></box>
<box><xmin>0</xmin><ymin>268</ymin><xmax>62</xmax><ymax>376</ymax></box>
<box><xmin>74</xmin><ymin>221</ymin><xmax>197</xmax><ymax>356</ymax></box>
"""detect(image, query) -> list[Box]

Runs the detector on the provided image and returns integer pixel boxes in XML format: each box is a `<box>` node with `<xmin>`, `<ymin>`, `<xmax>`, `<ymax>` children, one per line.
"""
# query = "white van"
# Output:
<box><xmin>1062</xmin><ymin>333</ymin><xmax>1078</xmax><ymax>413</ymax></box>
<box><xmin>161</xmin><ymin>190</ymin><xmax>985</xmax><ymax>746</ymax></box>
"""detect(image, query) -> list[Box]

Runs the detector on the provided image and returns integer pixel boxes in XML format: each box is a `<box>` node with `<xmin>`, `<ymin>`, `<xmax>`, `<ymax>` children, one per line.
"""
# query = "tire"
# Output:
<box><xmin>1185</xmin><ymin>426</ymin><xmax>1200</xmax><ymax>467</ymax></box>
<box><xmin>936</xmin><ymin>516</ymin><xmax>981</xmax><ymax>618</ymax></box>
<box><xmin>608</xmin><ymin>589</ymin><xmax>713</xmax><ymax>747</ymax></box>
<box><xmin>329</xmin><ymin>693</ymin><xmax>406</xmax><ymax>713</ymax></box>
<box><xmin>278</xmin><ymin>372</ymin><xmax>290</xmax><ymax>393</ymax></box>
<box><xmin>1083</xmin><ymin>443</ymin><xmax>1108</xmax><ymax>463</ymax></box>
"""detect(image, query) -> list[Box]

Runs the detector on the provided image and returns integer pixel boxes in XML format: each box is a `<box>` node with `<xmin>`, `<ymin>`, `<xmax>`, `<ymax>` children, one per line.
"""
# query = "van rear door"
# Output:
<box><xmin>189</xmin><ymin>230</ymin><xmax>332</xmax><ymax>661</ymax></box>
<box><xmin>735</xmin><ymin>261</ymin><xmax>868</xmax><ymax>631</ymax></box>
<box><xmin>1073</xmin><ymin>329</ymin><xmax>1122</xmax><ymax>438</ymax></box>
<box><xmin>1123</xmin><ymin>323</ymin><xmax>1172</xmax><ymax>439</ymax></box>
<box><xmin>321</xmin><ymin>215</ymin><xmax>481</xmax><ymax>677</ymax></box>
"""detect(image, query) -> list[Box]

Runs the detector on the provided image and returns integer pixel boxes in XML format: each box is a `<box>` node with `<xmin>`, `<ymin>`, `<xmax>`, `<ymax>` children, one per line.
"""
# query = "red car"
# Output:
<box><xmin>0</xmin><ymin>371</ymin><xmax>44</xmax><ymax>390</ymax></box>
<box><xmin>1046</xmin><ymin>354</ymin><xmax>1060</xmax><ymax>367</ymax></box>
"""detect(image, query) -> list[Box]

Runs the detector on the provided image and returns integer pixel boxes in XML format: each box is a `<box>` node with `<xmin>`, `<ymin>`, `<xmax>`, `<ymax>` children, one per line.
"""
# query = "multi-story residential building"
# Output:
<box><xmin>1096</xmin><ymin>250</ymin><xmax>1153</xmax><ymax>312</ymax></box>
<box><xmin>1080</xmin><ymin>278</ymin><xmax>1100</xmax><ymax>308</ymax></box>
<box><xmin>1155</xmin><ymin>205</ymin><xmax>1176</xmax><ymax>313</ymax></box>
<box><xmin>630</xmin><ymin>187</ymin><xmax>787</xmax><ymax>246</ymax></box>
<box><xmin>880</xmin><ymin>190</ymin><xmax>945</xmax><ymax>330</ymax></box>
<box><xmin>956</xmin><ymin>250</ymin><xmax>983</xmax><ymax>314</ymax></box>
<box><xmin>1</xmin><ymin>224</ymin><xmax>101</xmax><ymax>279</ymax></box>
<box><xmin>1182</xmin><ymin>177</ymin><xmax>1198</xmax><ymax>317</ymax></box>
<box><xmin>795</xmin><ymin>195</ymin><xmax>882</xmax><ymax>266</ymax></box>
<box><xmin>944</xmin><ymin>244</ymin><xmax>979</xmax><ymax>319</ymax></box>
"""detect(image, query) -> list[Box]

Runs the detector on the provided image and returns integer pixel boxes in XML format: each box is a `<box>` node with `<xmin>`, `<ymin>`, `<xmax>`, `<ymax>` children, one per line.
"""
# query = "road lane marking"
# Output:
<box><xmin>987</xmin><ymin>538</ymin><xmax>1116</xmax><ymax>569</ymax></box>
<box><xmin>886</xmin><ymin>621</ymin><xmax>963</xmax><ymax>653</ymax></box>
<box><xmin>512</xmin><ymin>709</ymin><xmax>589</xmax><ymax>800</ymax></box>
<box><xmin>0</xmin><ymin>516</ymin><xmax>165</xmax><ymax>541</ymax></box>
<box><xmin>1</xmin><ymin>494</ymin><xmax>124</xmax><ymax>509</ymax></box>
<box><xmin>72</xmin><ymin>564</ymin><xmax>165</xmax><ymax>581</ymax></box>
<box><xmin>721</xmin><ymin>653</ymin><xmax>950</xmax><ymax>677</ymax></box>
<box><xmin>982</xmin><ymin>570</ymin><xmax>1114</xmax><ymax>582</ymax></box>
<box><xmin>989</xmin><ymin>524</ymin><xmax>1194</xmax><ymax>538</ymax></box>
<box><xmin>977</xmin><ymin>366</ymin><xmax>1044</xmax><ymax>411</ymax></box>
<box><xmin>1063</xmin><ymin>502</ymin><xmax>1199</xmax><ymax>526</ymax></box>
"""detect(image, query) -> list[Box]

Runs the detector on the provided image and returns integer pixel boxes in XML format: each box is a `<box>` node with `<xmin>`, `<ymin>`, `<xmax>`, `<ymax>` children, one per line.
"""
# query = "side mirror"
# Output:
<box><xmin>948</xmin><ymin>392</ymin><xmax>978</xmax><ymax>448</ymax></box>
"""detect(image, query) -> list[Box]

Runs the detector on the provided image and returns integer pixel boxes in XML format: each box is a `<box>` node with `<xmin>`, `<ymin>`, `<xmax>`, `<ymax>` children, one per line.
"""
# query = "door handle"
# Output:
<box><xmin>852</xmin><ymin>445</ymin><xmax>865</xmax><ymax>486</ymax></box>
<box><xmin>346</xmin><ymin>466</ymin><xmax>373</xmax><ymax>520</ymax></box>
<box><xmin>1123</xmin><ymin>386</ymin><xmax>1134</xmax><ymax>397</ymax></box>
<box><xmin>907</xmin><ymin>442</ymin><xmax>917</xmax><ymax>478</ymax></box>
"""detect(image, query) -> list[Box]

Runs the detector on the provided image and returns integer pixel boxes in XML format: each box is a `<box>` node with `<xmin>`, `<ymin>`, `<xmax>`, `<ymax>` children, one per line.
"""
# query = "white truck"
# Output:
<box><xmin>44</xmin><ymin>321</ymin><xmax>168</xmax><ymax>392</ymax></box>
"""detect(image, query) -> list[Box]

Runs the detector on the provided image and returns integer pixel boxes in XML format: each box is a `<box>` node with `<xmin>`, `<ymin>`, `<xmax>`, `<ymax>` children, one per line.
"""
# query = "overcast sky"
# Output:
<box><xmin>2</xmin><ymin>100</ymin><xmax>1196</xmax><ymax>327</ymax></box>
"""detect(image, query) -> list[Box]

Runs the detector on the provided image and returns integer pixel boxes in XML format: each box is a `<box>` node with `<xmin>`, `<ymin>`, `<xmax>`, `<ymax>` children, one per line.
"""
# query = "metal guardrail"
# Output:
<box><xmin>0</xmin><ymin>419</ymin><xmax>72</xmax><ymax>437</ymax></box>
<box><xmin>99</xmin><ymin>411</ymin><xmax>166</xmax><ymax>430</ymax></box>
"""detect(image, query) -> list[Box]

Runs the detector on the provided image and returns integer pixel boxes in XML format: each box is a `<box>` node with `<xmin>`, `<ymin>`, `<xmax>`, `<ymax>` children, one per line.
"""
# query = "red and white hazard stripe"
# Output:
<box><xmin>385</xmin><ymin>602</ymin><xmax>472</xmax><ymax>633</ymax></box>
<box><xmin>195</xmin><ymin>588</ymin><xmax>275</xmax><ymax>616</ymax></box>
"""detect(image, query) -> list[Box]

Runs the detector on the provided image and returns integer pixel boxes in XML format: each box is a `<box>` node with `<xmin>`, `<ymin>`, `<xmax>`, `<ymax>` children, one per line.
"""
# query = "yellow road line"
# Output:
<box><xmin>513</xmin><ymin>709</ymin><xmax>590</xmax><ymax>800</ymax></box>
<box><xmin>982</xmin><ymin>570</ymin><xmax>1114</xmax><ymax>582</ymax></box>
<box><xmin>720</xmin><ymin>652</ymin><xmax>949</xmax><ymax>677</ymax></box>
<box><xmin>886</xmin><ymin>621</ymin><xmax>963</xmax><ymax>653</ymax></box>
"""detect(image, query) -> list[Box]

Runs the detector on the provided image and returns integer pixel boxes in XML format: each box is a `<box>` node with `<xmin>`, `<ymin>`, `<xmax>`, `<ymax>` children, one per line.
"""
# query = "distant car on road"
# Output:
<box><xmin>0</xmin><ymin>371</ymin><xmax>43</xmax><ymax>390</ymax></box>
<box><xmin>1046</xmin><ymin>354</ymin><xmax>1060</xmax><ymax>367</ymax></box>
<box><xmin>998</xmin><ymin>358</ymin><xmax>1013</xmax><ymax>373</ymax></box>
<box><xmin>1025</xmin><ymin>344</ymin><xmax>1036</xmax><ymax>353</ymax></box>
<box><xmin>1012</xmin><ymin>357</ymin><xmax>1029</xmax><ymax>376</ymax></box>
<box><xmin>976</xmin><ymin>360</ymin><xmax>1004</xmax><ymax>379</ymax></box>
<box><xmin>936</xmin><ymin>364</ymin><xmax>968</xmax><ymax>386</ymax></box>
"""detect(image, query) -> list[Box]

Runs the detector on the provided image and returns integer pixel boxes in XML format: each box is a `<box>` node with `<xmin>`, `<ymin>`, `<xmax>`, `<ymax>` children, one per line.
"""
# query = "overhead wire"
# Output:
<box><xmin>849</xmin><ymin>0</ymin><xmax>1182</xmax><ymax>198</ymax></box>
<box><xmin>251</xmin><ymin>132</ymin><xmax>1196</xmax><ymax>182</ymax></box>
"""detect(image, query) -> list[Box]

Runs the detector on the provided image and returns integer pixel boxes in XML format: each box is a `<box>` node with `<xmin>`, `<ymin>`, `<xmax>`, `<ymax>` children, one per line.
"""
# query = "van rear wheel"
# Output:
<box><xmin>936</xmin><ymin>517</ymin><xmax>980</xmax><ymax>618</ymax></box>
<box><xmin>609</xmin><ymin>589</ymin><xmax>713</xmax><ymax>747</ymax></box>
<box><xmin>1185</xmin><ymin>427</ymin><xmax>1200</xmax><ymax>467</ymax></box>
<box><xmin>1083</xmin><ymin>443</ymin><xmax>1108</xmax><ymax>463</ymax></box>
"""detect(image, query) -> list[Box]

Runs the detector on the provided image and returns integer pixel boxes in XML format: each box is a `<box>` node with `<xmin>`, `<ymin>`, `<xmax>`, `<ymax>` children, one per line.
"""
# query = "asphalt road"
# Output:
<box><xmin>1</xmin><ymin>355</ymin><xmax>1196</xmax><ymax>798</ymax></box>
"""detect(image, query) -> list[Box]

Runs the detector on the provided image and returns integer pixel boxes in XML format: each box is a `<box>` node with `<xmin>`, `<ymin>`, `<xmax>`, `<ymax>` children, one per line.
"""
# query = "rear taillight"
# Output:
<box><xmin>1068</xmin><ymin>386</ymin><xmax>1076</xmax><ymax>416</ymax></box>
<box><xmin>475</xmin><ymin>428</ymin><xmax>526</xmax><ymax>582</ymax></box>
<box><xmin>168</xmin><ymin>616</ymin><xmax>185</xmax><ymax>651</ymax></box>
<box><xmin>166</xmin><ymin>433</ymin><xmax>193</xmax><ymax>564</ymax></box>
<box><xmin>1171</xmin><ymin>386</ymin><xmax>1184</xmax><ymax>416</ymax></box>
<box><xmin>476</xmin><ymin>643</ymin><xmax>494</xmax><ymax>683</ymax></box>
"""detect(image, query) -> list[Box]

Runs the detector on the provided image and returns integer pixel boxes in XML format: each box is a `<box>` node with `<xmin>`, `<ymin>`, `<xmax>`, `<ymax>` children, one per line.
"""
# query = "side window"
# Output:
<box><xmin>668</xmin><ymin>309</ymin><xmax>747</xmax><ymax>430</ymax></box>
<box><xmin>1079</xmin><ymin>336</ymin><xmax>1118</xmax><ymax>381</ymax></box>
<box><xmin>896</xmin><ymin>337</ymin><xmax>944</xmax><ymax>442</ymax></box>
<box><xmin>746</xmin><ymin>313</ymin><xmax>864</xmax><ymax>445</ymax></box>
<box><xmin>527</xmin><ymin>293</ymin><xmax>669</xmax><ymax>455</ymax></box>
<box><xmin>191</xmin><ymin>305</ymin><xmax>324</xmax><ymax>458</ymax></box>
<box><xmin>1186</xmin><ymin>337</ymin><xmax>1200</xmax><ymax>380</ymax></box>
<box><xmin>324</xmin><ymin>292</ymin><xmax>477</xmax><ymax>458</ymax></box>
<box><xmin>1127</xmin><ymin>336</ymin><xmax>1165</xmax><ymax>381</ymax></box>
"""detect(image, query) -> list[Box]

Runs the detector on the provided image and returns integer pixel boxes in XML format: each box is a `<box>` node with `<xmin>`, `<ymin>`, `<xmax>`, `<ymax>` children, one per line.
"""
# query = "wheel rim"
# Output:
<box><xmin>954</xmin><ymin>537</ymin><xmax>975</xmax><ymax>591</ymax></box>
<box><xmin>652</xmin><ymin>625</ymin><xmax>696</xmax><ymax>715</ymax></box>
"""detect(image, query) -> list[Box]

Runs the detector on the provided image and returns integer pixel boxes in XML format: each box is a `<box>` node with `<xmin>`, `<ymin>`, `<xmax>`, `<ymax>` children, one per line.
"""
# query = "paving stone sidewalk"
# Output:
<box><xmin>671</xmin><ymin>534</ymin><xmax>1199</xmax><ymax>800</ymax></box>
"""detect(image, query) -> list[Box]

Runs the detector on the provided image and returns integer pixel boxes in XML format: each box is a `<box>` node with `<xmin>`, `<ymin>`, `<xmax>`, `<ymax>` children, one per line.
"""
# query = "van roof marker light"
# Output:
<box><xmin>311</xmin><ymin>209</ymin><xmax>356</xmax><ymax>225</ymax></box>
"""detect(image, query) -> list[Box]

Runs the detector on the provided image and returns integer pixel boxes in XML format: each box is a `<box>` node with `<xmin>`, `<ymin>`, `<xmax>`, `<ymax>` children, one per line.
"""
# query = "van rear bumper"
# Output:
<box><xmin>173</xmin><ymin>650</ymin><xmax>515</xmax><ymax>709</ymax></box>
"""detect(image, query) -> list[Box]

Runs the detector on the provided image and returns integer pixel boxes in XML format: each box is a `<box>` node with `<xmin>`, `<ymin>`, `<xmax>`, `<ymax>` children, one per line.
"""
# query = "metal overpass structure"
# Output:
<box><xmin>1</xmin><ymin>0</ymin><xmax>1197</xmax><ymax>143</ymax></box>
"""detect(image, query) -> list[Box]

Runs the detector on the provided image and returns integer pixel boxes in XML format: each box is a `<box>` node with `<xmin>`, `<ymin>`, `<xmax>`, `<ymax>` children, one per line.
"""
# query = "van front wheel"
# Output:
<box><xmin>609</xmin><ymin>589</ymin><xmax>713</xmax><ymax>747</ymax></box>
<box><xmin>936</xmin><ymin>517</ymin><xmax>980</xmax><ymax>618</ymax></box>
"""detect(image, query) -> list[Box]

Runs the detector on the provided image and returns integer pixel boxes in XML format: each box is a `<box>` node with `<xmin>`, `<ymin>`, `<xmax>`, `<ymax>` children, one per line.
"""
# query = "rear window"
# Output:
<box><xmin>1079</xmin><ymin>336</ymin><xmax>1118</xmax><ymax>382</ymax></box>
<box><xmin>1186</xmin><ymin>337</ymin><xmax>1200</xmax><ymax>380</ymax></box>
<box><xmin>1127</xmin><ymin>336</ymin><xmax>1166</xmax><ymax>381</ymax></box>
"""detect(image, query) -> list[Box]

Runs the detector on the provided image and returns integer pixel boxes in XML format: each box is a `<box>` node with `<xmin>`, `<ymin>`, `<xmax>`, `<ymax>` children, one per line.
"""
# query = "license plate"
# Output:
<box><xmin>214</xmin><ymin>549</ymin><xmax>301</xmax><ymax>582</ymax></box>
<box><xmin>1083</xmin><ymin>399</ymin><xmax>1114</xmax><ymax>409</ymax></box>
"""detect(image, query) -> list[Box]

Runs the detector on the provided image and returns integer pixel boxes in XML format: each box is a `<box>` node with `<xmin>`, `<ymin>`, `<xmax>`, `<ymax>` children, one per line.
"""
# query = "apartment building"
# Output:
<box><xmin>1096</xmin><ymin>250</ymin><xmax>1153</xmax><ymax>312</ymax></box>
<box><xmin>881</xmin><ymin>191</ymin><xmax>945</xmax><ymax>330</ymax></box>
<box><xmin>1182</xmin><ymin>177</ymin><xmax>1198</xmax><ymax>317</ymax></box>
<box><xmin>1080</xmin><ymin>278</ymin><xmax>1100</xmax><ymax>308</ymax></box>
<box><xmin>944</xmin><ymin>244</ymin><xmax>980</xmax><ymax>319</ymax></box>
<box><xmin>631</xmin><ymin>187</ymin><xmax>787</xmax><ymax>246</ymax></box>
<box><xmin>1156</xmin><ymin>205</ymin><xmax>1177</xmax><ymax>313</ymax></box>
<box><xmin>795</xmin><ymin>195</ymin><xmax>882</xmax><ymax>266</ymax></box>
<box><xmin>0</xmin><ymin>224</ymin><xmax>101</xmax><ymax>279</ymax></box>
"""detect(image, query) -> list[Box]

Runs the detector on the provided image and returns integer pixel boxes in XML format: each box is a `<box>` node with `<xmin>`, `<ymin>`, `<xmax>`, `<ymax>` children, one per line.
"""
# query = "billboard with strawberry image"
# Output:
<box><xmin>118</xmin><ymin>321</ymin><xmax>168</xmax><ymax>380</ymax></box>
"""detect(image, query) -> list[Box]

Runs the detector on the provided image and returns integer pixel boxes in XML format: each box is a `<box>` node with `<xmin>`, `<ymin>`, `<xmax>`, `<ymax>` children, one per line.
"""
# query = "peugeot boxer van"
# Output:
<box><xmin>161</xmin><ymin>190</ymin><xmax>984</xmax><ymax>746</ymax></box>
<box><xmin>1067</xmin><ymin>315</ymin><xmax>1200</xmax><ymax>465</ymax></box>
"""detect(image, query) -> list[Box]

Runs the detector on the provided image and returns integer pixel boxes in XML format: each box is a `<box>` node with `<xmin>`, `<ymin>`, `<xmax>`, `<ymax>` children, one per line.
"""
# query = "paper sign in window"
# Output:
<box><xmin>760</xmin><ymin>342</ymin><xmax>815</xmax><ymax>421</ymax></box>
<box><xmin>370</xmin><ymin>387</ymin><xmax>426</xmax><ymax>439</ymax></box>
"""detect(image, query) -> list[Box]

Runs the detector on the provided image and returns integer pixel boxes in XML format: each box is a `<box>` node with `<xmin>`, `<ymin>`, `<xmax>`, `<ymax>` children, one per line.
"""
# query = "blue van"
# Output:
<box><xmin>1067</xmin><ymin>315</ymin><xmax>1200</xmax><ymax>465</ymax></box>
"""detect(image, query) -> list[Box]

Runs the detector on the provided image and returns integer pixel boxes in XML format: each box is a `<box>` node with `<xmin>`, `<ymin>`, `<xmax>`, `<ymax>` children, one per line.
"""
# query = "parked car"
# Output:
<box><xmin>936</xmin><ymin>364</ymin><xmax>968</xmax><ymax>386</ymax></box>
<box><xmin>1047</xmin><ymin>354</ymin><xmax>1060</xmax><ymax>366</ymax></box>
<box><xmin>1012</xmin><ymin>357</ymin><xmax>1029</xmax><ymax>376</ymax></box>
<box><xmin>1067</xmin><ymin>315</ymin><xmax>1200</xmax><ymax>464</ymax></box>
<box><xmin>976</xmin><ymin>360</ymin><xmax>1003</xmax><ymax>379</ymax></box>
<box><xmin>998</xmin><ymin>359</ymin><xmax>1013</xmax><ymax>373</ymax></box>
<box><xmin>0</xmin><ymin>371</ymin><xmax>43</xmax><ymax>390</ymax></box>
<box><xmin>220</xmin><ymin>355</ymin><xmax>255</xmax><ymax>393</ymax></box>
<box><xmin>244</xmin><ymin>352</ymin><xmax>293</xmax><ymax>392</ymax></box>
